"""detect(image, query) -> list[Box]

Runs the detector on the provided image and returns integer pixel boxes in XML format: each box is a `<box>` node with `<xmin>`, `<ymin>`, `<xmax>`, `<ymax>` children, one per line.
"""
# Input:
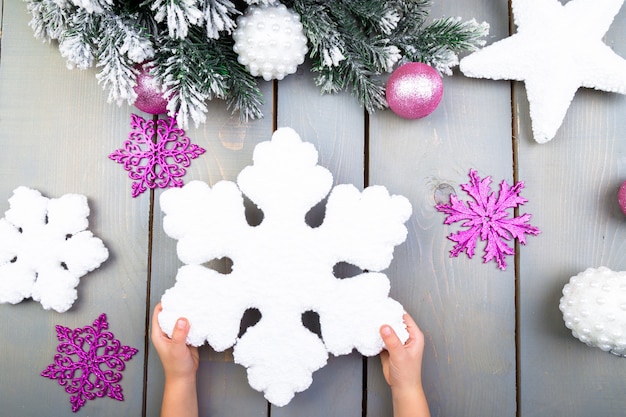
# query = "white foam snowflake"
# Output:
<box><xmin>158</xmin><ymin>127</ymin><xmax>411</xmax><ymax>406</ymax></box>
<box><xmin>0</xmin><ymin>187</ymin><xmax>109</xmax><ymax>312</ymax></box>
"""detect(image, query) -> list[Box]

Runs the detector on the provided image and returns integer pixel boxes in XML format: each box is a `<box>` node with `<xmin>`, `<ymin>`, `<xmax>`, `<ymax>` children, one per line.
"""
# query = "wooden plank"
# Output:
<box><xmin>144</xmin><ymin>85</ymin><xmax>275</xmax><ymax>417</ymax></box>
<box><xmin>517</xmin><ymin>5</ymin><xmax>626</xmax><ymax>416</ymax></box>
<box><xmin>367</xmin><ymin>1</ymin><xmax>517</xmax><ymax>416</ymax></box>
<box><xmin>270</xmin><ymin>63</ymin><xmax>366</xmax><ymax>416</ymax></box>
<box><xmin>0</xmin><ymin>2</ymin><xmax>148</xmax><ymax>416</ymax></box>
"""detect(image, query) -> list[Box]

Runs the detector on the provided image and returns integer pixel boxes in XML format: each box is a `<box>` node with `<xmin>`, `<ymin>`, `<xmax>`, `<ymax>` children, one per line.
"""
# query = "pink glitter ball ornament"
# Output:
<box><xmin>386</xmin><ymin>62</ymin><xmax>443</xmax><ymax>119</ymax></box>
<box><xmin>619</xmin><ymin>180</ymin><xmax>626</xmax><ymax>216</ymax></box>
<box><xmin>134</xmin><ymin>63</ymin><xmax>168</xmax><ymax>115</ymax></box>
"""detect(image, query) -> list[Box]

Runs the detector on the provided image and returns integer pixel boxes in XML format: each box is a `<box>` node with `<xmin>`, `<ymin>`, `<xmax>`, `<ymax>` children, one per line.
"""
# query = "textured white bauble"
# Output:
<box><xmin>559</xmin><ymin>267</ymin><xmax>626</xmax><ymax>357</ymax></box>
<box><xmin>233</xmin><ymin>2</ymin><xmax>308</xmax><ymax>81</ymax></box>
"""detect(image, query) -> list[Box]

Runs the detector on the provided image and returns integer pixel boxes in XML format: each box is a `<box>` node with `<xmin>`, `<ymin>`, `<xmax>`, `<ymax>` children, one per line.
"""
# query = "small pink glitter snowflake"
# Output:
<box><xmin>109</xmin><ymin>114</ymin><xmax>206</xmax><ymax>197</ymax></box>
<box><xmin>41</xmin><ymin>313</ymin><xmax>138</xmax><ymax>412</ymax></box>
<box><xmin>435</xmin><ymin>169</ymin><xmax>540</xmax><ymax>270</ymax></box>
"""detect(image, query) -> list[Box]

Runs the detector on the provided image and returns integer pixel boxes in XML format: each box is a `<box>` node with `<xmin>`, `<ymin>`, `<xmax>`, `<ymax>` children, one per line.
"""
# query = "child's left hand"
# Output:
<box><xmin>151</xmin><ymin>302</ymin><xmax>199</xmax><ymax>382</ymax></box>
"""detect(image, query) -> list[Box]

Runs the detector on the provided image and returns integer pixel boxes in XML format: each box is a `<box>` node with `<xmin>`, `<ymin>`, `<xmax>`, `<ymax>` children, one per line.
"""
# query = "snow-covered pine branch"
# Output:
<box><xmin>210</xmin><ymin>37</ymin><xmax>264</xmax><ymax>121</ymax></box>
<box><xmin>202</xmin><ymin>0</ymin><xmax>239</xmax><ymax>39</ymax></box>
<box><xmin>291</xmin><ymin>0</ymin><xmax>403</xmax><ymax>112</ymax></box>
<box><xmin>292</xmin><ymin>0</ymin><xmax>346</xmax><ymax>67</ymax></box>
<box><xmin>27</xmin><ymin>0</ymin><xmax>72</xmax><ymax>41</ymax></box>
<box><xmin>24</xmin><ymin>0</ymin><xmax>488</xmax><ymax>123</ymax></box>
<box><xmin>95</xmin><ymin>15</ymin><xmax>147</xmax><ymax>105</ymax></box>
<box><xmin>152</xmin><ymin>28</ymin><xmax>232</xmax><ymax>128</ymax></box>
<box><xmin>70</xmin><ymin>0</ymin><xmax>113</xmax><ymax>14</ymax></box>
<box><xmin>392</xmin><ymin>17</ymin><xmax>490</xmax><ymax>75</ymax></box>
<box><xmin>58</xmin><ymin>9</ymin><xmax>97</xmax><ymax>69</ymax></box>
<box><xmin>151</xmin><ymin>0</ymin><xmax>204</xmax><ymax>39</ymax></box>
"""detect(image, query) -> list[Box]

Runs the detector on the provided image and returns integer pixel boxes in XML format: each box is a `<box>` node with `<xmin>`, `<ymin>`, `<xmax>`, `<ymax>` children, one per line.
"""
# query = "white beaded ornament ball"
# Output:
<box><xmin>559</xmin><ymin>266</ymin><xmax>626</xmax><ymax>357</ymax></box>
<box><xmin>233</xmin><ymin>3</ymin><xmax>308</xmax><ymax>81</ymax></box>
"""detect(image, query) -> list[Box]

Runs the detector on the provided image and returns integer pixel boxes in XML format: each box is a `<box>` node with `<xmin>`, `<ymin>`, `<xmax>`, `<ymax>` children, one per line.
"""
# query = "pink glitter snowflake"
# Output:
<box><xmin>41</xmin><ymin>313</ymin><xmax>138</xmax><ymax>412</ymax></box>
<box><xmin>435</xmin><ymin>169</ymin><xmax>540</xmax><ymax>270</ymax></box>
<box><xmin>109</xmin><ymin>114</ymin><xmax>205</xmax><ymax>197</ymax></box>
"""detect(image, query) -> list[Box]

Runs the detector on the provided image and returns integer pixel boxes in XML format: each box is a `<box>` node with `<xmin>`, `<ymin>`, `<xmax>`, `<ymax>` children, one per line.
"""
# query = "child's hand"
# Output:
<box><xmin>380</xmin><ymin>312</ymin><xmax>430</xmax><ymax>417</ymax></box>
<box><xmin>152</xmin><ymin>303</ymin><xmax>200</xmax><ymax>417</ymax></box>
<box><xmin>151</xmin><ymin>303</ymin><xmax>199</xmax><ymax>382</ymax></box>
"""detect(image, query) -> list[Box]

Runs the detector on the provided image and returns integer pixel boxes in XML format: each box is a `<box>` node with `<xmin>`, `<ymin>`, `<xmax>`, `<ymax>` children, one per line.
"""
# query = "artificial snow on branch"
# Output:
<box><xmin>25</xmin><ymin>0</ymin><xmax>488</xmax><ymax>128</ymax></box>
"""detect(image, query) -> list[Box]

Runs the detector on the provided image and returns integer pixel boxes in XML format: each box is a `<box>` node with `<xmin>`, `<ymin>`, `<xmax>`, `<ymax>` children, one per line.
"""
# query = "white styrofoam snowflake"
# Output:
<box><xmin>0</xmin><ymin>187</ymin><xmax>109</xmax><ymax>312</ymax></box>
<box><xmin>158</xmin><ymin>127</ymin><xmax>411</xmax><ymax>406</ymax></box>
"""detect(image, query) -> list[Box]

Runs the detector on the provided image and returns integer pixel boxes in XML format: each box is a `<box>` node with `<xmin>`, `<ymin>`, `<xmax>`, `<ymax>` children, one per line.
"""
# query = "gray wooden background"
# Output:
<box><xmin>2</xmin><ymin>0</ymin><xmax>626</xmax><ymax>416</ymax></box>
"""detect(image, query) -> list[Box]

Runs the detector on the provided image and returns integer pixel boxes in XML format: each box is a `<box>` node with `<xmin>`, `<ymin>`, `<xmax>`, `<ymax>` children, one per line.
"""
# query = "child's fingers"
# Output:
<box><xmin>402</xmin><ymin>312</ymin><xmax>418</xmax><ymax>333</ymax></box>
<box><xmin>380</xmin><ymin>324</ymin><xmax>403</xmax><ymax>353</ymax></box>
<box><xmin>151</xmin><ymin>303</ymin><xmax>189</xmax><ymax>345</ymax></box>
<box><xmin>151</xmin><ymin>303</ymin><xmax>164</xmax><ymax>341</ymax></box>
<box><xmin>171</xmin><ymin>318</ymin><xmax>190</xmax><ymax>344</ymax></box>
<box><xmin>403</xmin><ymin>313</ymin><xmax>424</xmax><ymax>341</ymax></box>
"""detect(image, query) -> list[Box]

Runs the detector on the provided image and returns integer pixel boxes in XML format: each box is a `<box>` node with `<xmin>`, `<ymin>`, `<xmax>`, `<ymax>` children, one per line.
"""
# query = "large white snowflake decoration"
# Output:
<box><xmin>158</xmin><ymin>127</ymin><xmax>411</xmax><ymax>406</ymax></box>
<box><xmin>0</xmin><ymin>187</ymin><xmax>109</xmax><ymax>312</ymax></box>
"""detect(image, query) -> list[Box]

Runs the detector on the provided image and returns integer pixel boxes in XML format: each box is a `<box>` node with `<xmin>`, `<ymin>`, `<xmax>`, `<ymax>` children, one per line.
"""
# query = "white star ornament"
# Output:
<box><xmin>460</xmin><ymin>0</ymin><xmax>626</xmax><ymax>144</ymax></box>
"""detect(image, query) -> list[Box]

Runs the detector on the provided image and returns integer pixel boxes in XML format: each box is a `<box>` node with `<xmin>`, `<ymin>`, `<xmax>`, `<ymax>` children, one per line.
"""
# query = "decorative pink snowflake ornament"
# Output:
<box><xmin>435</xmin><ymin>169</ymin><xmax>540</xmax><ymax>270</ymax></box>
<box><xmin>41</xmin><ymin>313</ymin><xmax>138</xmax><ymax>412</ymax></box>
<box><xmin>109</xmin><ymin>114</ymin><xmax>205</xmax><ymax>197</ymax></box>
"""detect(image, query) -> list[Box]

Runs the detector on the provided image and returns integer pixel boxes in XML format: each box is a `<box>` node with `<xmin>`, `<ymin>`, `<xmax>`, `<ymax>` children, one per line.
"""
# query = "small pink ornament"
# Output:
<box><xmin>134</xmin><ymin>64</ymin><xmax>168</xmax><ymax>115</ymax></box>
<box><xmin>619</xmin><ymin>180</ymin><xmax>626</xmax><ymax>216</ymax></box>
<box><xmin>435</xmin><ymin>169</ymin><xmax>540</xmax><ymax>271</ymax></box>
<box><xmin>41</xmin><ymin>313</ymin><xmax>138</xmax><ymax>412</ymax></box>
<box><xmin>386</xmin><ymin>62</ymin><xmax>443</xmax><ymax>119</ymax></box>
<box><xmin>109</xmin><ymin>114</ymin><xmax>206</xmax><ymax>197</ymax></box>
